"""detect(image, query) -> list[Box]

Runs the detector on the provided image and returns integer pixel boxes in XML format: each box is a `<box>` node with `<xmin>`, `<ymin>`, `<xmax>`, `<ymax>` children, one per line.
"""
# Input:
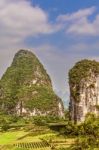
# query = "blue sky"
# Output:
<box><xmin>0</xmin><ymin>0</ymin><xmax>99</xmax><ymax>107</ymax></box>
<box><xmin>31</xmin><ymin>0</ymin><xmax>99</xmax><ymax>12</ymax></box>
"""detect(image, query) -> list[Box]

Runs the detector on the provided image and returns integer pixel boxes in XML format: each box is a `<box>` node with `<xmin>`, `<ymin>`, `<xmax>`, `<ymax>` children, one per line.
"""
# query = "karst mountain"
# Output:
<box><xmin>0</xmin><ymin>50</ymin><xmax>64</xmax><ymax>117</ymax></box>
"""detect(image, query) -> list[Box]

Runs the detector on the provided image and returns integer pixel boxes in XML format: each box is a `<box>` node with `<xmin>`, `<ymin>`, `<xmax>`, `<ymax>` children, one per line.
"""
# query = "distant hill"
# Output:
<box><xmin>0</xmin><ymin>50</ymin><xmax>64</xmax><ymax>117</ymax></box>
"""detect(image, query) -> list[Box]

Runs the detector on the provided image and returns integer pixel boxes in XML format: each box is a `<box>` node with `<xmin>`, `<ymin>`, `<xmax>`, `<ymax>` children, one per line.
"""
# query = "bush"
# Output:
<box><xmin>70</xmin><ymin>136</ymin><xmax>99</xmax><ymax>150</ymax></box>
<box><xmin>1</xmin><ymin>122</ymin><xmax>10</xmax><ymax>131</ymax></box>
<box><xmin>62</xmin><ymin>114</ymin><xmax>99</xmax><ymax>137</ymax></box>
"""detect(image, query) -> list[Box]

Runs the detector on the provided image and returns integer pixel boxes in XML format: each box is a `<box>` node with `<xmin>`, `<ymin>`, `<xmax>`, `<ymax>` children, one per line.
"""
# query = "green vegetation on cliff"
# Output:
<box><xmin>0</xmin><ymin>50</ymin><xmax>63</xmax><ymax>116</ymax></box>
<box><xmin>69</xmin><ymin>59</ymin><xmax>99</xmax><ymax>102</ymax></box>
<box><xmin>69</xmin><ymin>59</ymin><xmax>99</xmax><ymax>85</ymax></box>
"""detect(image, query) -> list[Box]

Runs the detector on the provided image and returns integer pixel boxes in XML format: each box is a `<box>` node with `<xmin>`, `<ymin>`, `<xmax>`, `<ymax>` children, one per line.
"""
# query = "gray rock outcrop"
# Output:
<box><xmin>69</xmin><ymin>59</ymin><xmax>99</xmax><ymax>123</ymax></box>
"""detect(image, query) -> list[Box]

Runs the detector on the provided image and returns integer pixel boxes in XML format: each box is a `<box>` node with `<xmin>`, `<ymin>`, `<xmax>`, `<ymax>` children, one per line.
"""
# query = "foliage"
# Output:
<box><xmin>69</xmin><ymin>59</ymin><xmax>99</xmax><ymax>85</ymax></box>
<box><xmin>32</xmin><ymin>116</ymin><xmax>65</xmax><ymax>126</ymax></box>
<box><xmin>0</xmin><ymin>50</ymin><xmax>63</xmax><ymax>115</ymax></box>
<box><xmin>58</xmin><ymin>114</ymin><xmax>99</xmax><ymax>149</ymax></box>
<box><xmin>64</xmin><ymin>109</ymin><xmax>69</xmax><ymax>121</ymax></box>
<box><xmin>0</xmin><ymin>114</ymin><xmax>98</xmax><ymax>150</ymax></box>
<box><xmin>70</xmin><ymin>136</ymin><xmax>99</xmax><ymax>150</ymax></box>
<box><xmin>58</xmin><ymin>114</ymin><xmax>99</xmax><ymax>137</ymax></box>
<box><xmin>69</xmin><ymin>59</ymin><xmax>99</xmax><ymax>102</ymax></box>
<box><xmin>1</xmin><ymin>122</ymin><xmax>10</xmax><ymax>131</ymax></box>
<box><xmin>21</xmin><ymin>85</ymin><xmax>58</xmax><ymax>111</ymax></box>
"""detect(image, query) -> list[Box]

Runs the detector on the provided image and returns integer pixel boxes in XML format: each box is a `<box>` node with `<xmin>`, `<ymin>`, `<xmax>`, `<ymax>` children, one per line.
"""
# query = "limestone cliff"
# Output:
<box><xmin>0</xmin><ymin>50</ymin><xmax>64</xmax><ymax>117</ymax></box>
<box><xmin>69</xmin><ymin>59</ymin><xmax>99</xmax><ymax>123</ymax></box>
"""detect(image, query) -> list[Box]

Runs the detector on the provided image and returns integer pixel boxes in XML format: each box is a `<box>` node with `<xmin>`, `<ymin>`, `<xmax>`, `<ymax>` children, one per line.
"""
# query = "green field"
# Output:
<box><xmin>0</xmin><ymin>114</ymin><xmax>98</xmax><ymax>150</ymax></box>
<box><xmin>0</xmin><ymin>127</ymin><xmax>75</xmax><ymax>150</ymax></box>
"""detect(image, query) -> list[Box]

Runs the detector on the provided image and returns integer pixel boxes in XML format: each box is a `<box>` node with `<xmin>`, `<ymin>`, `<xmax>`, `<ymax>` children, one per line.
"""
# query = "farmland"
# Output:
<box><xmin>0</xmin><ymin>115</ymin><xmax>98</xmax><ymax>150</ymax></box>
<box><xmin>0</xmin><ymin>127</ymin><xmax>75</xmax><ymax>150</ymax></box>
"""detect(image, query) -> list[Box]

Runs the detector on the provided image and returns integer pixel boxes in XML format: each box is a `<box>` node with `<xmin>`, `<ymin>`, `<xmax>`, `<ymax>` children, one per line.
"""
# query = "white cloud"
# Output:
<box><xmin>0</xmin><ymin>0</ymin><xmax>59</xmax><ymax>48</ymax></box>
<box><xmin>57</xmin><ymin>7</ymin><xmax>95</xmax><ymax>22</ymax></box>
<box><xmin>67</xmin><ymin>17</ymin><xmax>95</xmax><ymax>35</ymax></box>
<box><xmin>57</xmin><ymin>7</ymin><xmax>99</xmax><ymax>36</ymax></box>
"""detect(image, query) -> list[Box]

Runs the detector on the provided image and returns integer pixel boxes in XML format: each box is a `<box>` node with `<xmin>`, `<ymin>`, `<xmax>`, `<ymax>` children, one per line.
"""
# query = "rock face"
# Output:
<box><xmin>0</xmin><ymin>50</ymin><xmax>64</xmax><ymax>117</ymax></box>
<box><xmin>69</xmin><ymin>59</ymin><xmax>99</xmax><ymax>123</ymax></box>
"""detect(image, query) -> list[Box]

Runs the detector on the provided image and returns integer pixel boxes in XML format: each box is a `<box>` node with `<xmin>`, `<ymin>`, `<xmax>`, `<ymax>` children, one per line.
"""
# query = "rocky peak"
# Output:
<box><xmin>11</xmin><ymin>49</ymin><xmax>52</xmax><ymax>87</ymax></box>
<box><xmin>0</xmin><ymin>49</ymin><xmax>64</xmax><ymax>117</ymax></box>
<box><xmin>69</xmin><ymin>59</ymin><xmax>99</xmax><ymax>123</ymax></box>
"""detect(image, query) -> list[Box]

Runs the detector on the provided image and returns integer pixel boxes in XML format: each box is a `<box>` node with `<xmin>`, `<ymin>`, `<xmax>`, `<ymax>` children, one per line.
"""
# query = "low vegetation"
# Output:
<box><xmin>0</xmin><ymin>112</ymin><xmax>98</xmax><ymax>150</ymax></box>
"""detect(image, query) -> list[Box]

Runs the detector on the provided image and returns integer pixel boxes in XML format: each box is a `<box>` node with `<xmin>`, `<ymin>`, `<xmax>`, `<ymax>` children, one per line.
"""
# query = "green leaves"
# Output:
<box><xmin>69</xmin><ymin>59</ymin><xmax>99</xmax><ymax>102</ymax></box>
<box><xmin>69</xmin><ymin>59</ymin><xmax>99</xmax><ymax>85</ymax></box>
<box><xmin>0</xmin><ymin>50</ymin><xmax>63</xmax><ymax>116</ymax></box>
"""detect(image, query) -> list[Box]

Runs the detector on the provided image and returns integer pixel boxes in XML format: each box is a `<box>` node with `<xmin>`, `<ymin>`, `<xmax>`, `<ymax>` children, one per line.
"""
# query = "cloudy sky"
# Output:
<box><xmin>0</xmin><ymin>0</ymin><xmax>99</xmax><ymax>107</ymax></box>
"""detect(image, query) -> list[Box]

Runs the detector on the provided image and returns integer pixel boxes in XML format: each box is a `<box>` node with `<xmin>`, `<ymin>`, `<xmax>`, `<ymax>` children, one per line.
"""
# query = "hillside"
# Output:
<box><xmin>69</xmin><ymin>59</ymin><xmax>99</xmax><ymax>123</ymax></box>
<box><xmin>0</xmin><ymin>50</ymin><xmax>64</xmax><ymax>117</ymax></box>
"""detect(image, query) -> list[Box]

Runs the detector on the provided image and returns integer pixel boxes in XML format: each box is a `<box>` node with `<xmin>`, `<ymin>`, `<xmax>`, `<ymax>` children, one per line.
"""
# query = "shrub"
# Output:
<box><xmin>1</xmin><ymin>122</ymin><xmax>10</xmax><ymax>131</ymax></box>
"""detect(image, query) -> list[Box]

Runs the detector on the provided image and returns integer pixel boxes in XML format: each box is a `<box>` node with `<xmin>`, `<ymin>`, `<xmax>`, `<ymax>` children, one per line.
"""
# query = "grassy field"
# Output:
<box><xmin>0</xmin><ymin>127</ymin><xmax>75</xmax><ymax>150</ymax></box>
<box><xmin>0</xmin><ymin>118</ymin><xmax>98</xmax><ymax>150</ymax></box>
<box><xmin>0</xmin><ymin>127</ymin><xmax>98</xmax><ymax>150</ymax></box>
<box><xmin>0</xmin><ymin>130</ymin><xmax>28</xmax><ymax>145</ymax></box>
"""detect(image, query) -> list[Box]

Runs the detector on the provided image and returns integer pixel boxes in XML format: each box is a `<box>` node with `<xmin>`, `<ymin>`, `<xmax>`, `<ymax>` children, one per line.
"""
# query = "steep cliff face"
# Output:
<box><xmin>0</xmin><ymin>50</ymin><xmax>64</xmax><ymax>117</ymax></box>
<box><xmin>69</xmin><ymin>59</ymin><xmax>99</xmax><ymax>123</ymax></box>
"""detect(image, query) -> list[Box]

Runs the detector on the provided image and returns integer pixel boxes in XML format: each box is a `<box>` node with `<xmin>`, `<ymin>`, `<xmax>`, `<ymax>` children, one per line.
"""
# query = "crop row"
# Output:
<box><xmin>14</xmin><ymin>141</ymin><xmax>50</xmax><ymax>149</ymax></box>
